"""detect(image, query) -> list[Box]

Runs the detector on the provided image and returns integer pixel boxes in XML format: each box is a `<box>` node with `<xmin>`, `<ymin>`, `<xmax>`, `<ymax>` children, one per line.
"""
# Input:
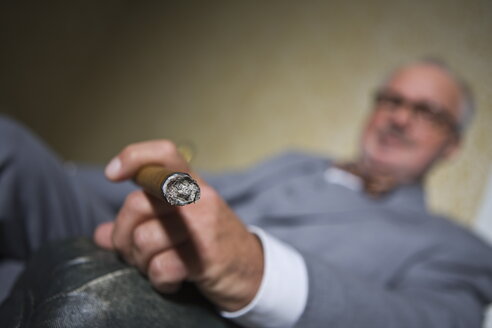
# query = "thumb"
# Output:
<box><xmin>93</xmin><ymin>221</ymin><xmax>115</xmax><ymax>250</ymax></box>
<box><xmin>104</xmin><ymin>140</ymin><xmax>190</xmax><ymax>182</ymax></box>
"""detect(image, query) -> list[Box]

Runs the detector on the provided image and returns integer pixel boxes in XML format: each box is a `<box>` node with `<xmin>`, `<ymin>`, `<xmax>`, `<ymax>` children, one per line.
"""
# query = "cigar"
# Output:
<box><xmin>134</xmin><ymin>165</ymin><xmax>200</xmax><ymax>206</ymax></box>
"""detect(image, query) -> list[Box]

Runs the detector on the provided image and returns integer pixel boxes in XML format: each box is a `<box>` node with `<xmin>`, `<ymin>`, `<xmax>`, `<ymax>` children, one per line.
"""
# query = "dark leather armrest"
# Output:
<box><xmin>0</xmin><ymin>238</ymin><xmax>239</xmax><ymax>328</ymax></box>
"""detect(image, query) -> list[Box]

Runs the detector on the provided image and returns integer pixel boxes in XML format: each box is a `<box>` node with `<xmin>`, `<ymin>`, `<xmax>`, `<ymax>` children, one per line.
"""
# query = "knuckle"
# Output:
<box><xmin>132</xmin><ymin>224</ymin><xmax>150</xmax><ymax>251</ymax></box>
<box><xmin>124</xmin><ymin>191</ymin><xmax>138</xmax><ymax>205</ymax></box>
<box><xmin>157</xmin><ymin>140</ymin><xmax>178</xmax><ymax>158</ymax></box>
<box><xmin>155</xmin><ymin>139</ymin><xmax>178</xmax><ymax>158</ymax></box>
<box><xmin>125</xmin><ymin>191</ymin><xmax>149</xmax><ymax>214</ymax></box>
<box><xmin>120</xmin><ymin>144</ymin><xmax>139</xmax><ymax>162</ymax></box>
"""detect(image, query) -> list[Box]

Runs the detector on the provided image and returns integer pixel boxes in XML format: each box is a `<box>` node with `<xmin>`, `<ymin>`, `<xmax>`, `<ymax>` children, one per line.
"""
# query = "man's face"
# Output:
<box><xmin>360</xmin><ymin>64</ymin><xmax>463</xmax><ymax>183</ymax></box>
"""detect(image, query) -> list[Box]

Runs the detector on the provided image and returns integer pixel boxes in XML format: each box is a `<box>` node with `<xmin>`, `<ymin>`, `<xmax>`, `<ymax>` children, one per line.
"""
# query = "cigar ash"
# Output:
<box><xmin>163</xmin><ymin>173</ymin><xmax>200</xmax><ymax>206</ymax></box>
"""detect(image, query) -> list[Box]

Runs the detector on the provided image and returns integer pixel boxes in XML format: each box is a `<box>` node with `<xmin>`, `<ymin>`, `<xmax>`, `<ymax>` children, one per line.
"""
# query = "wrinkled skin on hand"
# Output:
<box><xmin>93</xmin><ymin>140</ymin><xmax>264</xmax><ymax>312</ymax></box>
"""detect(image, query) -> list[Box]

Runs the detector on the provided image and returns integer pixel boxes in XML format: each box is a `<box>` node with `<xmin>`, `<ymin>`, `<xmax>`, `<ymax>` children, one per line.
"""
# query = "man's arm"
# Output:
<box><xmin>94</xmin><ymin>140</ymin><xmax>491</xmax><ymax>327</ymax></box>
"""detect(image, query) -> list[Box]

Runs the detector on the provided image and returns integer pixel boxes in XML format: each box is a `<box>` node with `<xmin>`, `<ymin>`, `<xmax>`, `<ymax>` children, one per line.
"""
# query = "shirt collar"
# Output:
<box><xmin>324</xmin><ymin>166</ymin><xmax>363</xmax><ymax>192</ymax></box>
<box><xmin>324</xmin><ymin>165</ymin><xmax>427</xmax><ymax>212</ymax></box>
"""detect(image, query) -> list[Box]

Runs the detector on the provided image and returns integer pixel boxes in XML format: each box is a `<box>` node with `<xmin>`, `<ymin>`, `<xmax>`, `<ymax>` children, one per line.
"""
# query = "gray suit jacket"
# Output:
<box><xmin>205</xmin><ymin>151</ymin><xmax>492</xmax><ymax>328</ymax></box>
<box><xmin>1</xmin><ymin>115</ymin><xmax>491</xmax><ymax>327</ymax></box>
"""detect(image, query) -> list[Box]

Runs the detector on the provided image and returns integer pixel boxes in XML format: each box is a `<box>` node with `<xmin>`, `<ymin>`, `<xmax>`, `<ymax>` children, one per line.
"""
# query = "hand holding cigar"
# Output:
<box><xmin>134</xmin><ymin>165</ymin><xmax>200</xmax><ymax>206</ymax></box>
<box><xmin>97</xmin><ymin>140</ymin><xmax>263</xmax><ymax>313</ymax></box>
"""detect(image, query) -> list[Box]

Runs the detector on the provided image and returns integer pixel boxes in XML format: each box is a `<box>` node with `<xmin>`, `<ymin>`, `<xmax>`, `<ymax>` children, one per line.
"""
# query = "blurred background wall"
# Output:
<box><xmin>0</xmin><ymin>0</ymin><xmax>491</xmax><ymax>225</ymax></box>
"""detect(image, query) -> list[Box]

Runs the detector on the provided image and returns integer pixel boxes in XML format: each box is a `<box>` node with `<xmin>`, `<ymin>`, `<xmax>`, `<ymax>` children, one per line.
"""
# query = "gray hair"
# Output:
<box><xmin>381</xmin><ymin>57</ymin><xmax>475</xmax><ymax>133</ymax></box>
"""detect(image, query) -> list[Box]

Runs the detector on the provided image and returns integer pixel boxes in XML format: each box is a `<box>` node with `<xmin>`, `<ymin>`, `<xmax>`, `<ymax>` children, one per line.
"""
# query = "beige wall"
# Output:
<box><xmin>1</xmin><ymin>0</ymin><xmax>491</xmax><ymax>225</ymax></box>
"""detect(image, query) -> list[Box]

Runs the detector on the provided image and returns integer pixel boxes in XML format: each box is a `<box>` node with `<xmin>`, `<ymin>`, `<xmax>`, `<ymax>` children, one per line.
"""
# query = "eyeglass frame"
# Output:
<box><xmin>372</xmin><ymin>89</ymin><xmax>460</xmax><ymax>136</ymax></box>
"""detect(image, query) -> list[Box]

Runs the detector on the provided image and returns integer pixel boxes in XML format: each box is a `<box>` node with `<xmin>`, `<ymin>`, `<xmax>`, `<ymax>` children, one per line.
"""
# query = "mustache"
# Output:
<box><xmin>379</xmin><ymin>123</ymin><xmax>414</xmax><ymax>146</ymax></box>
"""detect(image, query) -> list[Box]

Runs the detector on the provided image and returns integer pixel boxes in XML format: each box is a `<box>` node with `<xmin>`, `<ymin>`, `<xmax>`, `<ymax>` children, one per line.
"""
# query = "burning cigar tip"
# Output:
<box><xmin>134</xmin><ymin>166</ymin><xmax>200</xmax><ymax>206</ymax></box>
<box><xmin>163</xmin><ymin>173</ymin><xmax>201</xmax><ymax>206</ymax></box>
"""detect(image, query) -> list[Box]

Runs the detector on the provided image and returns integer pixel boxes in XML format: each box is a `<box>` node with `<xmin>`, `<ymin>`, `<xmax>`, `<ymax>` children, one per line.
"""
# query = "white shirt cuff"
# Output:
<box><xmin>220</xmin><ymin>226</ymin><xmax>309</xmax><ymax>328</ymax></box>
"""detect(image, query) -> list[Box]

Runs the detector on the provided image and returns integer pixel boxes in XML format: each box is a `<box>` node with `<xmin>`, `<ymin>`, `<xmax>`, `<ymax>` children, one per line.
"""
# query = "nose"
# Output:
<box><xmin>390</xmin><ymin>104</ymin><xmax>414</xmax><ymax>127</ymax></box>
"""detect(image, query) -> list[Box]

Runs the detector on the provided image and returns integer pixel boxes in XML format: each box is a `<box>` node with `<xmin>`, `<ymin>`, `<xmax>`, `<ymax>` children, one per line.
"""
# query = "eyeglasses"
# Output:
<box><xmin>373</xmin><ymin>90</ymin><xmax>459</xmax><ymax>134</ymax></box>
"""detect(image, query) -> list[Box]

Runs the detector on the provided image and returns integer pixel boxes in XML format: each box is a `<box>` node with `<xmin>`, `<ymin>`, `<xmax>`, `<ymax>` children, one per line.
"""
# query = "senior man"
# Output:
<box><xmin>1</xmin><ymin>59</ymin><xmax>491</xmax><ymax>327</ymax></box>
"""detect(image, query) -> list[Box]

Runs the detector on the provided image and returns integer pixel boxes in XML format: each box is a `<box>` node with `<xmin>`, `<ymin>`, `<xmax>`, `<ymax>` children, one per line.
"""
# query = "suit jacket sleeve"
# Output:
<box><xmin>295</xmin><ymin>241</ymin><xmax>491</xmax><ymax>328</ymax></box>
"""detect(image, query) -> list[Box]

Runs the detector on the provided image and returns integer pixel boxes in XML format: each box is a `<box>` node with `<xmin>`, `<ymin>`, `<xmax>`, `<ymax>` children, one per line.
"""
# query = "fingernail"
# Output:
<box><xmin>105</xmin><ymin>157</ymin><xmax>121</xmax><ymax>179</ymax></box>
